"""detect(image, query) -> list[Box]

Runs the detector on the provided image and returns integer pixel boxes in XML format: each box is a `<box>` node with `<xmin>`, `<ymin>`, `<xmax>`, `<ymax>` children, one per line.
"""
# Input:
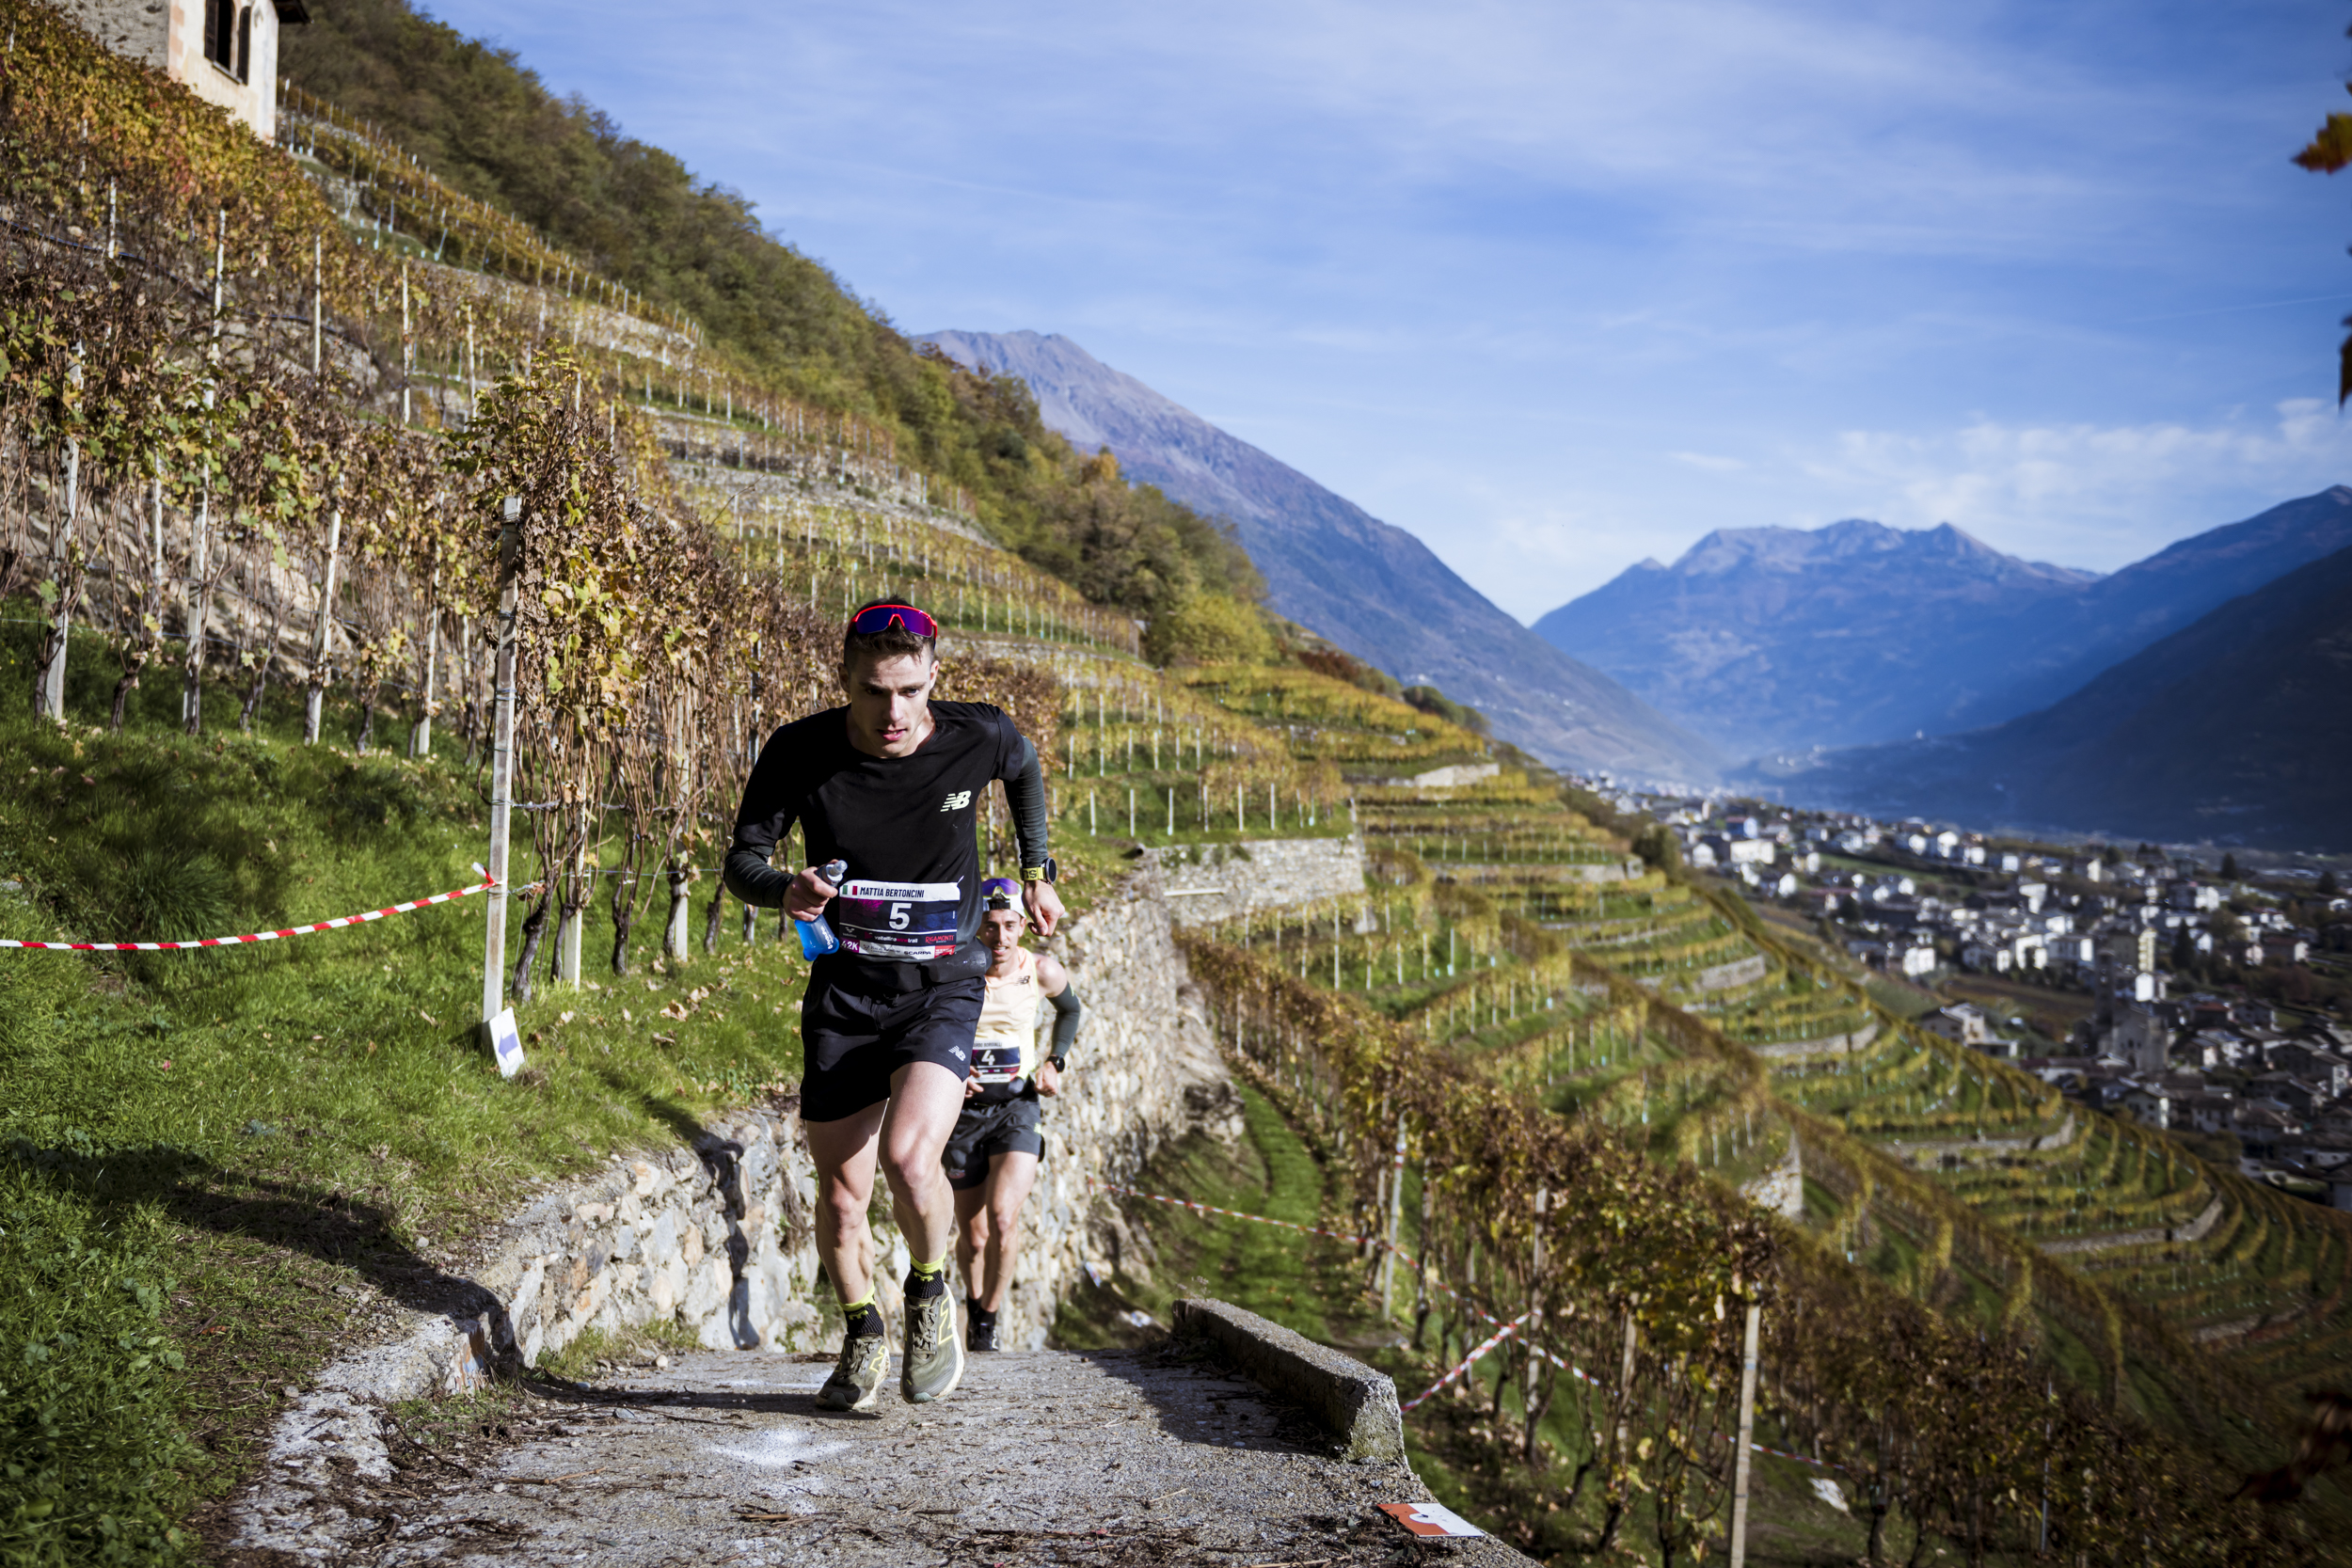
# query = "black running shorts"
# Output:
<box><xmin>800</xmin><ymin>960</ymin><xmax>983</xmax><ymax>1124</ymax></box>
<box><xmin>942</xmin><ymin>1098</ymin><xmax>1044</xmax><ymax>1190</ymax></box>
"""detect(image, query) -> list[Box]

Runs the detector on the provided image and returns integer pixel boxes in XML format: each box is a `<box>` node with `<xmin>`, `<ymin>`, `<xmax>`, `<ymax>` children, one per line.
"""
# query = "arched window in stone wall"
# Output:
<box><xmin>202</xmin><ymin>0</ymin><xmax>235</xmax><ymax>71</ymax></box>
<box><xmin>202</xmin><ymin>1</ymin><xmax>253</xmax><ymax>82</ymax></box>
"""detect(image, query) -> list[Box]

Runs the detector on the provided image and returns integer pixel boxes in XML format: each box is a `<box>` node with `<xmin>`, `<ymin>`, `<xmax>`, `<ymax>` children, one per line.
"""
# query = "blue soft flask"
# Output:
<box><xmin>796</xmin><ymin>859</ymin><xmax>850</xmax><ymax>959</ymax></box>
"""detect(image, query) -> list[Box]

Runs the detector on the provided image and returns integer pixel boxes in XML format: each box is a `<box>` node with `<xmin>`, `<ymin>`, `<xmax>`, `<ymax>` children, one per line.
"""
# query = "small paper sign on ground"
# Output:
<box><xmin>484</xmin><ymin>1007</ymin><xmax>526</xmax><ymax>1078</ymax></box>
<box><xmin>1378</xmin><ymin>1501</ymin><xmax>1486</xmax><ymax>1538</ymax></box>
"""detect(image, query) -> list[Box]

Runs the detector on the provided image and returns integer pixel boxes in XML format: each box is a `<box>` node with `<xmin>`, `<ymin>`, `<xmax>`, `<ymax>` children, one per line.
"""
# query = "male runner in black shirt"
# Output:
<box><xmin>724</xmin><ymin>600</ymin><xmax>1062</xmax><ymax>1411</ymax></box>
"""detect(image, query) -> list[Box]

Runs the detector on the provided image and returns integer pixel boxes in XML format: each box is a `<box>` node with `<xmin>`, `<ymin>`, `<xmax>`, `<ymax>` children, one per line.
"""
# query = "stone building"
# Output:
<box><xmin>58</xmin><ymin>0</ymin><xmax>309</xmax><ymax>141</ymax></box>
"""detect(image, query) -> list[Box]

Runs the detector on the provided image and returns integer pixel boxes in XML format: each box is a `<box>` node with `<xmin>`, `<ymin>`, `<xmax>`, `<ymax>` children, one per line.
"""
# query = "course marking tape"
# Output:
<box><xmin>1098</xmin><ymin>1178</ymin><xmax>1836</xmax><ymax>1438</ymax></box>
<box><xmin>1400</xmin><ymin>1312</ymin><xmax>1534</xmax><ymax>1412</ymax></box>
<box><xmin>1104</xmin><ymin>1180</ymin><xmax>1855</xmax><ymax>1469</ymax></box>
<box><xmin>1089</xmin><ymin>1177</ymin><xmax>1376</xmax><ymax>1248</ymax></box>
<box><xmin>0</xmin><ymin>878</ymin><xmax>526</xmax><ymax>951</ymax></box>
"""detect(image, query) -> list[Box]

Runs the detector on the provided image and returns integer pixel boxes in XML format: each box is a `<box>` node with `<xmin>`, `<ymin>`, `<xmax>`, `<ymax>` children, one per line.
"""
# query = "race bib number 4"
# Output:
<box><xmin>970</xmin><ymin>1038</ymin><xmax>1028</xmax><ymax>1086</ymax></box>
<box><xmin>834</xmin><ymin>879</ymin><xmax>961</xmax><ymax>960</ymax></box>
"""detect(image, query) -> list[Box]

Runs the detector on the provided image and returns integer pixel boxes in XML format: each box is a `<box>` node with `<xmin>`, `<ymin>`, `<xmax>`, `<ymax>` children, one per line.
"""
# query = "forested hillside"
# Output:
<box><xmin>279</xmin><ymin>0</ymin><xmax>1263</xmax><ymax>645</ymax></box>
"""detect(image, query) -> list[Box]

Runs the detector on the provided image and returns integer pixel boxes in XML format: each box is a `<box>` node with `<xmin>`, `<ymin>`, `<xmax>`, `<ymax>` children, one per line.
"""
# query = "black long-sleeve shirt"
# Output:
<box><xmin>723</xmin><ymin>702</ymin><xmax>1048</xmax><ymax>956</ymax></box>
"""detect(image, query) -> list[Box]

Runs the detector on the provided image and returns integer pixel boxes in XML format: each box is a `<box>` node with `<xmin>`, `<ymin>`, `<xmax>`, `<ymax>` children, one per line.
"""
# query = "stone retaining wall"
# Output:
<box><xmin>1749</xmin><ymin>1020</ymin><xmax>1880</xmax><ymax>1060</ymax></box>
<box><xmin>2037</xmin><ymin>1191</ymin><xmax>2225</xmax><ymax>1257</ymax></box>
<box><xmin>1141</xmin><ymin>835</ymin><xmax>1368</xmax><ymax>927</ymax></box>
<box><xmin>1686</xmin><ymin>954</ymin><xmax>1770</xmax><ymax>993</ymax></box>
<box><xmin>1887</xmin><ymin>1112</ymin><xmax>2078</xmax><ymax>1166</ymax></box>
<box><xmin>253</xmin><ymin>866</ymin><xmax>1241</xmax><ymax>1486</ymax></box>
<box><xmin>1741</xmin><ymin>1136</ymin><xmax>1805</xmax><ymax>1220</ymax></box>
<box><xmin>1429</xmin><ymin>858</ymin><xmax>1645</xmax><ymax>885</ymax></box>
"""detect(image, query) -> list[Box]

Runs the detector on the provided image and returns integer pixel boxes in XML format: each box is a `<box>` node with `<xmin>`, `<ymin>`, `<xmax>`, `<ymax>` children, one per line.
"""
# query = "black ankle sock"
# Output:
<box><xmin>905</xmin><ymin>1269</ymin><xmax>948</xmax><ymax>1301</ymax></box>
<box><xmin>843</xmin><ymin>1301</ymin><xmax>884</xmax><ymax>1339</ymax></box>
<box><xmin>969</xmin><ymin>1300</ymin><xmax>997</xmax><ymax>1328</ymax></box>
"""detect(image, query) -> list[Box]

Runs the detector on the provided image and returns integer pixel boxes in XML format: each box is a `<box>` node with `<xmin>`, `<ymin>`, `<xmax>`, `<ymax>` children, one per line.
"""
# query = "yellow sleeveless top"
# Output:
<box><xmin>970</xmin><ymin>947</ymin><xmax>1041</xmax><ymax>1100</ymax></box>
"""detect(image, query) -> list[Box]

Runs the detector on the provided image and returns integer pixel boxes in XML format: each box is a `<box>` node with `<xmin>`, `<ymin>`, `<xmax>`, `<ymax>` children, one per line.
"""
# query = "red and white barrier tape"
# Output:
<box><xmin>0</xmin><ymin>878</ymin><xmax>518</xmax><ymax>952</ymax></box>
<box><xmin>1089</xmin><ymin>1178</ymin><xmax>1377</xmax><ymax>1248</ymax></box>
<box><xmin>1097</xmin><ymin>1176</ymin><xmax>1831</xmax><ymax>1446</ymax></box>
<box><xmin>1401</xmin><ymin>1312</ymin><xmax>1534</xmax><ymax>1412</ymax></box>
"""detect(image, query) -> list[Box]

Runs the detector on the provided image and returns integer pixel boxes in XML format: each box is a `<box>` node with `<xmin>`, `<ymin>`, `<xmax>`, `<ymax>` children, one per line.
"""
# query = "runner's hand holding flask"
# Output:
<box><xmin>792</xmin><ymin>859</ymin><xmax>850</xmax><ymax>958</ymax></box>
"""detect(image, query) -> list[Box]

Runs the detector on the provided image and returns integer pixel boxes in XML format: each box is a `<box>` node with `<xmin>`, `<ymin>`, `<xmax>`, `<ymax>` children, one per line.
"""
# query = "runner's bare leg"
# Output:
<box><xmin>807</xmin><ymin>1061</ymin><xmax>964</xmax><ymax>1301</ymax></box>
<box><xmin>877</xmin><ymin>1060</ymin><xmax>966</xmax><ymax>1271</ymax></box>
<box><xmin>953</xmin><ymin>1150</ymin><xmax>1039</xmax><ymax>1313</ymax></box>
<box><xmin>806</xmin><ymin>1101</ymin><xmax>888</xmax><ymax>1306</ymax></box>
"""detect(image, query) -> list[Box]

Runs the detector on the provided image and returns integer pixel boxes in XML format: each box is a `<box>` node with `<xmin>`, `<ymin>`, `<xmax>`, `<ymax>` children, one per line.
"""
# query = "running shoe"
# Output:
<box><xmin>967</xmin><ymin>1316</ymin><xmax>999</xmax><ymax>1354</ymax></box>
<box><xmin>815</xmin><ymin>1329</ymin><xmax>888</xmax><ymax>1412</ymax></box>
<box><xmin>901</xmin><ymin>1289</ymin><xmax>965</xmax><ymax>1402</ymax></box>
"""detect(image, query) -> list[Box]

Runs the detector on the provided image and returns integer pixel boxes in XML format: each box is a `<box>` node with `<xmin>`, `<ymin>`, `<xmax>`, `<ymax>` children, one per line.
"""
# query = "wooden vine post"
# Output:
<box><xmin>1728</xmin><ymin>1301</ymin><xmax>1762</xmax><ymax>1568</ymax></box>
<box><xmin>481</xmin><ymin>494</ymin><xmax>522</xmax><ymax>1026</ymax></box>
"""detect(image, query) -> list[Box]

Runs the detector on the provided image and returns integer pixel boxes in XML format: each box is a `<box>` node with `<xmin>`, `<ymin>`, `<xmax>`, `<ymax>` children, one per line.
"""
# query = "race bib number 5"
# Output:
<box><xmin>834</xmin><ymin>879</ymin><xmax>961</xmax><ymax>960</ymax></box>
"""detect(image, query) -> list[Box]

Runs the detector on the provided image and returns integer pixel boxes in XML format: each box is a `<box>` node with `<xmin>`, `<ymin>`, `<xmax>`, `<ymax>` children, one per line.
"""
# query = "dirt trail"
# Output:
<box><xmin>231</xmin><ymin>1344</ymin><xmax>1533</xmax><ymax>1565</ymax></box>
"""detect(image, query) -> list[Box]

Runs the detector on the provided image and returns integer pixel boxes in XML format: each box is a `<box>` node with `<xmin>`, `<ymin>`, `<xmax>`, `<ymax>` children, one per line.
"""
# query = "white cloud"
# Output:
<box><xmin>1802</xmin><ymin>401</ymin><xmax>2352</xmax><ymax>567</ymax></box>
<box><xmin>1670</xmin><ymin>451</ymin><xmax>1749</xmax><ymax>473</ymax></box>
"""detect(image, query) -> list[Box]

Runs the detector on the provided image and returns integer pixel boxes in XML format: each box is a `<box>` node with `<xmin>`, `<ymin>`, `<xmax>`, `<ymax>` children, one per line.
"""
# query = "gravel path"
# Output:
<box><xmin>234</xmin><ymin>1344</ymin><xmax>1533</xmax><ymax>1566</ymax></box>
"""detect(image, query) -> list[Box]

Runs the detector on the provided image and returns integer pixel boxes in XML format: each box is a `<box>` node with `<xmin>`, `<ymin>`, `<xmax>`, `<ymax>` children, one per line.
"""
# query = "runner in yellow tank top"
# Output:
<box><xmin>943</xmin><ymin>879</ymin><xmax>1082</xmax><ymax>1351</ymax></box>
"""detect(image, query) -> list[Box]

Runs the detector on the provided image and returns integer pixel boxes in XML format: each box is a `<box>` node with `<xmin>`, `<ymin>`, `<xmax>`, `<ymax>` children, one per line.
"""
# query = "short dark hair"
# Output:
<box><xmin>842</xmin><ymin>598</ymin><xmax>936</xmax><ymax>668</ymax></box>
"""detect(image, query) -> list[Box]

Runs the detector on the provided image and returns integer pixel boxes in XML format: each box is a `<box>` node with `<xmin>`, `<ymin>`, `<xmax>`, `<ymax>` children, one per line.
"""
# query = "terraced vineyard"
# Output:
<box><xmin>334</xmin><ymin>73</ymin><xmax>2351</xmax><ymax>1556</ymax></box>
<box><xmin>1054</xmin><ymin>657</ymin><xmax>2352</xmax><ymax>1517</ymax></box>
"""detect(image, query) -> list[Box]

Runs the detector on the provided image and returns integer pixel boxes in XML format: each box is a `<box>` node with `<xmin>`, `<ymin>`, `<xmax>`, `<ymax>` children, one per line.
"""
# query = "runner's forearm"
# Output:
<box><xmin>1004</xmin><ymin>736</ymin><xmax>1050</xmax><ymax>868</ymax></box>
<box><xmin>723</xmin><ymin>844</ymin><xmax>797</xmax><ymax>908</ymax></box>
<box><xmin>725</xmin><ymin>736</ymin><xmax>801</xmax><ymax>908</ymax></box>
<box><xmin>1048</xmin><ymin>985</ymin><xmax>1081</xmax><ymax>1062</ymax></box>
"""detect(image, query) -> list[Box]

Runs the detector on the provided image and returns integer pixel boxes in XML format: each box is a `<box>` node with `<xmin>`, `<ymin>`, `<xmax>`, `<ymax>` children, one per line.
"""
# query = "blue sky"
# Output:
<box><xmin>419</xmin><ymin>0</ymin><xmax>2352</xmax><ymax>619</ymax></box>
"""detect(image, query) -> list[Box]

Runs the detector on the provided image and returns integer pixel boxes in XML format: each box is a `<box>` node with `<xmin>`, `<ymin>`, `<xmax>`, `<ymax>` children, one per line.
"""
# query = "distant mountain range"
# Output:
<box><xmin>1749</xmin><ymin>541</ymin><xmax>2352</xmax><ymax>849</ymax></box>
<box><xmin>1534</xmin><ymin>487</ymin><xmax>2352</xmax><ymax>760</ymax></box>
<box><xmin>918</xmin><ymin>329</ymin><xmax>1721</xmax><ymax>783</ymax></box>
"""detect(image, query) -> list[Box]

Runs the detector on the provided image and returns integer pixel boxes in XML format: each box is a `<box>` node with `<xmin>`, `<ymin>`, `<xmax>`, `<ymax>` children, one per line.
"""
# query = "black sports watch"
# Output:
<box><xmin>1021</xmin><ymin>857</ymin><xmax>1057</xmax><ymax>884</ymax></box>
<box><xmin>1047</xmin><ymin>1053</ymin><xmax>1067</xmax><ymax>1071</ymax></box>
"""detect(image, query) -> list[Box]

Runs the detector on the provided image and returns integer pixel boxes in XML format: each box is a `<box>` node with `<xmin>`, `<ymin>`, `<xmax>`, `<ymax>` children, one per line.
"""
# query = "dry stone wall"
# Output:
<box><xmin>1141</xmin><ymin>835</ymin><xmax>1369</xmax><ymax>927</ymax></box>
<box><xmin>258</xmin><ymin>865</ymin><xmax>1237</xmax><ymax>1464</ymax></box>
<box><xmin>1749</xmin><ymin>1020</ymin><xmax>1881</xmax><ymax>1061</ymax></box>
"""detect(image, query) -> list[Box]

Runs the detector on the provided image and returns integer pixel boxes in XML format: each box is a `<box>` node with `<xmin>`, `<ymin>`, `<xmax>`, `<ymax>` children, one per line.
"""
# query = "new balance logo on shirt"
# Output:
<box><xmin>941</xmin><ymin>790</ymin><xmax>972</xmax><ymax>812</ymax></box>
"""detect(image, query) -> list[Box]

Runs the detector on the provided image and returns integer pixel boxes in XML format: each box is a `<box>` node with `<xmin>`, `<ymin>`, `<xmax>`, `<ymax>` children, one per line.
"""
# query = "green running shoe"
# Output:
<box><xmin>900</xmin><ymin>1288</ymin><xmax>965</xmax><ymax>1403</ymax></box>
<box><xmin>815</xmin><ymin>1330</ymin><xmax>888</xmax><ymax>1413</ymax></box>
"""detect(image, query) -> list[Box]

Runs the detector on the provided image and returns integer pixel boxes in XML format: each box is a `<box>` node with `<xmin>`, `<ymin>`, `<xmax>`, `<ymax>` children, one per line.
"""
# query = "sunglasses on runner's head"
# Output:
<box><xmin>846</xmin><ymin>603</ymin><xmax>939</xmax><ymax>640</ymax></box>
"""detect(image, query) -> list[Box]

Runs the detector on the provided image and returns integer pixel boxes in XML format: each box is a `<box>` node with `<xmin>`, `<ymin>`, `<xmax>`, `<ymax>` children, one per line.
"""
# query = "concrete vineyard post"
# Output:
<box><xmin>1728</xmin><ymin>1302</ymin><xmax>1761</xmax><ymax>1568</ymax></box>
<box><xmin>304</xmin><ymin>509</ymin><xmax>342</xmax><ymax>744</ymax></box>
<box><xmin>665</xmin><ymin>873</ymin><xmax>691</xmax><ymax>963</ymax></box>
<box><xmin>310</xmin><ymin>233</ymin><xmax>322</xmax><ymax>376</ymax></box>
<box><xmin>183</xmin><ymin>477</ymin><xmax>210</xmax><ymax>733</ymax></box>
<box><xmin>1381</xmin><ymin>1119</ymin><xmax>1406</xmax><ymax>1316</ymax></box>
<box><xmin>558</xmin><ymin>841</ymin><xmax>584</xmax><ymax>988</ymax></box>
<box><xmin>37</xmin><ymin>342</ymin><xmax>81</xmax><ymax>724</ymax></box>
<box><xmin>482</xmin><ymin>495</ymin><xmax>522</xmax><ymax>1027</ymax></box>
<box><xmin>399</xmin><ymin>262</ymin><xmax>412</xmax><ymax>425</ymax></box>
<box><xmin>184</xmin><ymin>210</ymin><xmax>226</xmax><ymax>736</ymax></box>
<box><xmin>411</xmin><ymin>570</ymin><xmax>439</xmax><ymax>756</ymax></box>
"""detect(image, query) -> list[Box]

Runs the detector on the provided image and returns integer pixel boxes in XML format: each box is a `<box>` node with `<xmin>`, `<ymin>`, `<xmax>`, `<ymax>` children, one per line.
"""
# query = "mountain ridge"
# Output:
<box><xmin>1534</xmin><ymin>486</ymin><xmax>2352</xmax><ymax>758</ymax></box>
<box><xmin>1750</xmin><ymin>539</ymin><xmax>2352</xmax><ymax>848</ymax></box>
<box><xmin>919</xmin><ymin>329</ymin><xmax>1721</xmax><ymax>783</ymax></box>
